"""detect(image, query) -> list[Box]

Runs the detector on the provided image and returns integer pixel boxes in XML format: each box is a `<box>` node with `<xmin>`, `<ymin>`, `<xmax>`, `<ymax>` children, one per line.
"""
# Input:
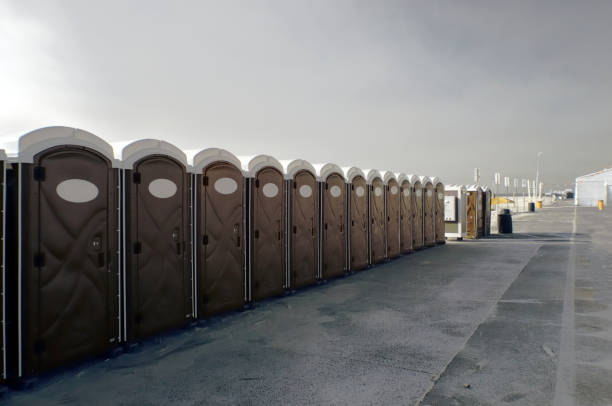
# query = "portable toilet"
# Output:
<box><xmin>119</xmin><ymin>140</ymin><xmax>192</xmax><ymax>340</ymax></box>
<box><xmin>410</xmin><ymin>175</ymin><xmax>424</xmax><ymax>249</ymax></box>
<box><xmin>444</xmin><ymin>185</ymin><xmax>467</xmax><ymax>240</ymax></box>
<box><xmin>8</xmin><ymin>127</ymin><xmax>120</xmax><ymax>377</ymax></box>
<box><xmin>345</xmin><ymin>167</ymin><xmax>368</xmax><ymax>271</ymax></box>
<box><xmin>420</xmin><ymin>176</ymin><xmax>435</xmax><ymax>247</ymax></box>
<box><xmin>315</xmin><ymin>163</ymin><xmax>347</xmax><ymax>280</ymax></box>
<box><xmin>477</xmin><ymin>186</ymin><xmax>485</xmax><ymax>237</ymax></box>
<box><xmin>432</xmin><ymin>177</ymin><xmax>445</xmax><ymax>245</ymax></box>
<box><xmin>397</xmin><ymin>173</ymin><xmax>413</xmax><ymax>254</ymax></box>
<box><xmin>0</xmin><ymin>149</ymin><xmax>5</xmax><ymax>381</ymax></box>
<box><xmin>383</xmin><ymin>171</ymin><xmax>401</xmax><ymax>259</ymax></box>
<box><xmin>483</xmin><ymin>187</ymin><xmax>492</xmax><ymax>235</ymax></box>
<box><xmin>283</xmin><ymin>159</ymin><xmax>319</xmax><ymax>290</ymax></box>
<box><xmin>191</xmin><ymin>148</ymin><xmax>247</xmax><ymax>318</ymax></box>
<box><xmin>243</xmin><ymin>155</ymin><xmax>287</xmax><ymax>301</ymax></box>
<box><xmin>367</xmin><ymin>169</ymin><xmax>386</xmax><ymax>264</ymax></box>
<box><xmin>466</xmin><ymin>185</ymin><xmax>481</xmax><ymax>239</ymax></box>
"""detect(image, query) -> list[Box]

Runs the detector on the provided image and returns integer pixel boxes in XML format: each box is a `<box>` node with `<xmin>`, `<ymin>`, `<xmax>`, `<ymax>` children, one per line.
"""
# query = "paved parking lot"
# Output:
<box><xmin>3</xmin><ymin>202</ymin><xmax>612</xmax><ymax>405</ymax></box>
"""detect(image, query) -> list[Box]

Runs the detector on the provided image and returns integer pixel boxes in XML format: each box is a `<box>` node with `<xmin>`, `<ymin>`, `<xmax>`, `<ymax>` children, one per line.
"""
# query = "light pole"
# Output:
<box><xmin>535</xmin><ymin>152</ymin><xmax>543</xmax><ymax>201</ymax></box>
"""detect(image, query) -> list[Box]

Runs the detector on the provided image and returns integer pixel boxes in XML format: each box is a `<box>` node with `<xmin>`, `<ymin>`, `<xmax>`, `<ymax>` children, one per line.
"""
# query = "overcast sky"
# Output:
<box><xmin>2</xmin><ymin>0</ymin><xmax>611</xmax><ymax>188</ymax></box>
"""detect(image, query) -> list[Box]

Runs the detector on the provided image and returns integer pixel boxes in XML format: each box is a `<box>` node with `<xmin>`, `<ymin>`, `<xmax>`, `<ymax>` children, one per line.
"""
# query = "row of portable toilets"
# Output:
<box><xmin>443</xmin><ymin>184</ymin><xmax>492</xmax><ymax>239</ymax></box>
<box><xmin>0</xmin><ymin>127</ymin><xmax>450</xmax><ymax>381</ymax></box>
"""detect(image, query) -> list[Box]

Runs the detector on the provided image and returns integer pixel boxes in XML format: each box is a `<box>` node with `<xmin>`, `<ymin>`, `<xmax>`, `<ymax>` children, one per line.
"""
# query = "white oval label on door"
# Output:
<box><xmin>299</xmin><ymin>184</ymin><xmax>312</xmax><ymax>198</ymax></box>
<box><xmin>149</xmin><ymin>178</ymin><xmax>177</xmax><ymax>199</ymax></box>
<box><xmin>391</xmin><ymin>186</ymin><xmax>398</xmax><ymax>195</ymax></box>
<box><xmin>56</xmin><ymin>179</ymin><xmax>99</xmax><ymax>203</ymax></box>
<box><xmin>262</xmin><ymin>182</ymin><xmax>279</xmax><ymax>198</ymax></box>
<box><xmin>416</xmin><ymin>190</ymin><xmax>422</xmax><ymax>197</ymax></box>
<box><xmin>214</xmin><ymin>177</ymin><xmax>238</xmax><ymax>195</ymax></box>
<box><xmin>438</xmin><ymin>193</ymin><xmax>444</xmax><ymax>200</ymax></box>
<box><xmin>356</xmin><ymin>186</ymin><xmax>365</xmax><ymax>197</ymax></box>
<box><xmin>330</xmin><ymin>185</ymin><xmax>342</xmax><ymax>198</ymax></box>
<box><xmin>403</xmin><ymin>188</ymin><xmax>410</xmax><ymax>197</ymax></box>
<box><xmin>427</xmin><ymin>189</ymin><xmax>433</xmax><ymax>197</ymax></box>
<box><xmin>374</xmin><ymin>187</ymin><xmax>382</xmax><ymax>197</ymax></box>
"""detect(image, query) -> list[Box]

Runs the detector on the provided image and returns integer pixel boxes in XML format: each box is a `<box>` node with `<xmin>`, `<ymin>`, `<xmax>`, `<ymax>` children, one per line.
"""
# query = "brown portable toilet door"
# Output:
<box><xmin>130</xmin><ymin>156</ymin><xmax>189</xmax><ymax>339</ymax></box>
<box><xmin>387</xmin><ymin>179</ymin><xmax>400</xmax><ymax>258</ymax></box>
<box><xmin>200</xmin><ymin>163</ymin><xmax>244</xmax><ymax>317</ymax></box>
<box><xmin>26</xmin><ymin>147</ymin><xmax>115</xmax><ymax>374</ymax></box>
<box><xmin>370</xmin><ymin>178</ymin><xmax>385</xmax><ymax>264</ymax></box>
<box><xmin>323</xmin><ymin>174</ymin><xmax>346</xmax><ymax>279</ymax></box>
<box><xmin>466</xmin><ymin>192</ymin><xmax>477</xmax><ymax>238</ymax></box>
<box><xmin>252</xmin><ymin>168</ymin><xmax>285</xmax><ymax>301</ymax></box>
<box><xmin>291</xmin><ymin>171</ymin><xmax>318</xmax><ymax>289</ymax></box>
<box><xmin>350</xmin><ymin>176</ymin><xmax>368</xmax><ymax>270</ymax></box>
<box><xmin>400</xmin><ymin>181</ymin><xmax>413</xmax><ymax>254</ymax></box>
<box><xmin>435</xmin><ymin>184</ymin><xmax>445</xmax><ymax>243</ymax></box>
<box><xmin>412</xmin><ymin>182</ymin><xmax>424</xmax><ymax>249</ymax></box>
<box><xmin>423</xmin><ymin>183</ymin><xmax>434</xmax><ymax>246</ymax></box>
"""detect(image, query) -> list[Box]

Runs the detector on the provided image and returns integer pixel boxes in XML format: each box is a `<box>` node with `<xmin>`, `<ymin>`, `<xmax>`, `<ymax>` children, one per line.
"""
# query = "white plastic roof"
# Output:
<box><xmin>191</xmin><ymin>148</ymin><xmax>244</xmax><ymax>174</ymax></box>
<box><xmin>407</xmin><ymin>174</ymin><xmax>420</xmax><ymax>185</ymax></box>
<box><xmin>419</xmin><ymin>175</ymin><xmax>432</xmax><ymax>186</ymax></box>
<box><xmin>365</xmin><ymin>169</ymin><xmax>383</xmax><ymax>184</ymax></box>
<box><xmin>313</xmin><ymin>163</ymin><xmax>345</xmax><ymax>182</ymax></box>
<box><xmin>383</xmin><ymin>171</ymin><xmax>397</xmax><ymax>185</ymax></box>
<box><xmin>17</xmin><ymin>126</ymin><xmax>118</xmax><ymax>166</ymax></box>
<box><xmin>120</xmin><ymin>139</ymin><xmax>188</xmax><ymax>169</ymax></box>
<box><xmin>430</xmin><ymin>176</ymin><xmax>441</xmax><ymax>186</ymax></box>
<box><xmin>466</xmin><ymin>184</ymin><xmax>483</xmax><ymax>191</ymax></box>
<box><xmin>240</xmin><ymin>154</ymin><xmax>284</xmax><ymax>178</ymax></box>
<box><xmin>281</xmin><ymin>159</ymin><xmax>316</xmax><ymax>180</ymax></box>
<box><xmin>446</xmin><ymin>184</ymin><xmax>467</xmax><ymax>192</ymax></box>
<box><xmin>342</xmin><ymin>167</ymin><xmax>366</xmax><ymax>183</ymax></box>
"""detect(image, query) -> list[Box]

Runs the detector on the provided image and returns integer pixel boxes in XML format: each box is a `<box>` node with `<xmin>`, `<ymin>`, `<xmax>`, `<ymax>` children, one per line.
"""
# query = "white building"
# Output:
<box><xmin>575</xmin><ymin>167</ymin><xmax>612</xmax><ymax>207</ymax></box>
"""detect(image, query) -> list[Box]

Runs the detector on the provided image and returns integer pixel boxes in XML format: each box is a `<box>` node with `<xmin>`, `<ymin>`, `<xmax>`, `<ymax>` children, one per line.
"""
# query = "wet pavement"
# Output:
<box><xmin>2</xmin><ymin>201</ymin><xmax>612</xmax><ymax>405</ymax></box>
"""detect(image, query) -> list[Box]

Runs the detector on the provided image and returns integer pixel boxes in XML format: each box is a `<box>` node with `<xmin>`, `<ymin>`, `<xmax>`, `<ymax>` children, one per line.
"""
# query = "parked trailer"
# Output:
<box><xmin>8</xmin><ymin>127</ymin><xmax>120</xmax><ymax>377</ymax></box>
<box><xmin>345</xmin><ymin>167</ymin><xmax>368</xmax><ymax>271</ymax></box>
<box><xmin>383</xmin><ymin>172</ymin><xmax>401</xmax><ymax>259</ymax></box>
<box><xmin>120</xmin><ymin>140</ymin><xmax>192</xmax><ymax>340</ymax></box>
<box><xmin>397</xmin><ymin>173</ymin><xmax>414</xmax><ymax>254</ymax></box>
<box><xmin>192</xmin><ymin>148</ymin><xmax>247</xmax><ymax>318</ymax></box>
<box><xmin>366</xmin><ymin>170</ymin><xmax>386</xmax><ymax>264</ymax></box>
<box><xmin>444</xmin><ymin>185</ymin><xmax>467</xmax><ymax>240</ymax></box>
<box><xmin>283</xmin><ymin>160</ymin><xmax>319</xmax><ymax>290</ymax></box>
<box><xmin>242</xmin><ymin>155</ymin><xmax>287</xmax><ymax>302</ymax></box>
<box><xmin>410</xmin><ymin>175</ymin><xmax>424</xmax><ymax>250</ymax></box>
<box><xmin>432</xmin><ymin>177</ymin><xmax>445</xmax><ymax>244</ymax></box>
<box><xmin>315</xmin><ymin>163</ymin><xmax>347</xmax><ymax>280</ymax></box>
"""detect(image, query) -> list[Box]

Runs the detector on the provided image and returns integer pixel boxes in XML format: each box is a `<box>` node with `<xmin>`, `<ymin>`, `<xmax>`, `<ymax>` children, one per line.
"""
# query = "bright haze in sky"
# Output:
<box><xmin>1</xmin><ymin>0</ymin><xmax>611</xmax><ymax>189</ymax></box>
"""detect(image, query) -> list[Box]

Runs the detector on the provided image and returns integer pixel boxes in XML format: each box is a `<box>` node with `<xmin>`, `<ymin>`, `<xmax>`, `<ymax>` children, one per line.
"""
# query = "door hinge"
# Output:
<box><xmin>133</xmin><ymin>172</ymin><xmax>141</xmax><ymax>184</ymax></box>
<box><xmin>33</xmin><ymin>166</ymin><xmax>45</xmax><ymax>181</ymax></box>
<box><xmin>133</xmin><ymin>242</ymin><xmax>142</xmax><ymax>254</ymax></box>
<box><xmin>34</xmin><ymin>252</ymin><xmax>45</xmax><ymax>268</ymax></box>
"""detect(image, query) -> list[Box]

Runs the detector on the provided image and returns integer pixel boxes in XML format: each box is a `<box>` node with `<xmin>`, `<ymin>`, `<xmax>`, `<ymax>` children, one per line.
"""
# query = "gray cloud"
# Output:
<box><xmin>2</xmin><ymin>0</ymin><xmax>612</xmax><ymax>189</ymax></box>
